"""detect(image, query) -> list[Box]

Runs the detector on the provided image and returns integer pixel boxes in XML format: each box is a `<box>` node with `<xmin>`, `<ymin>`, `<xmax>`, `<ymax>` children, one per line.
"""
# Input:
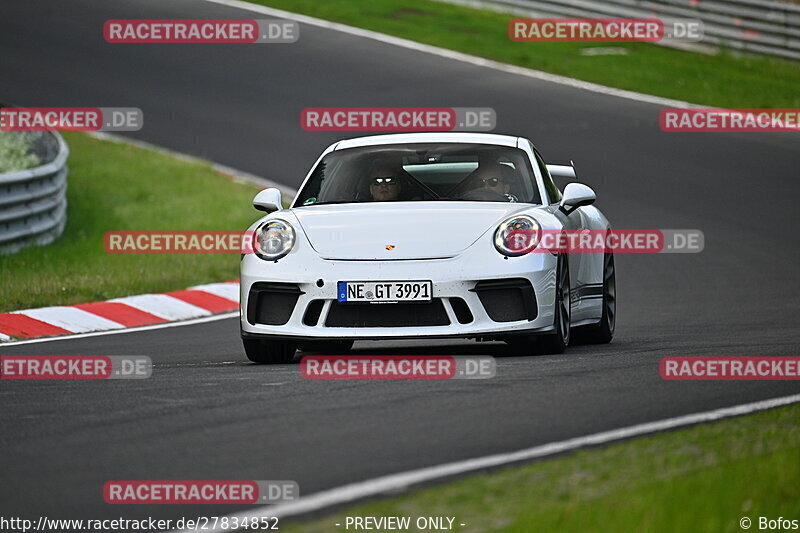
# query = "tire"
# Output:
<box><xmin>297</xmin><ymin>339</ymin><xmax>354</xmax><ymax>354</ymax></box>
<box><xmin>536</xmin><ymin>252</ymin><xmax>571</xmax><ymax>354</ymax></box>
<box><xmin>576</xmin><ymin>251</ymin><xmax>616</xmax><ymax>344</ymax></box>
<box><xmin>242</xmin><ymin>338</ymin><xmax>297</xmax><ymax>364</ymax></box>
<box><xmin>504</xmin><ymin>253</ymin><xmax>571</xmax><ymax>355</ymax></box>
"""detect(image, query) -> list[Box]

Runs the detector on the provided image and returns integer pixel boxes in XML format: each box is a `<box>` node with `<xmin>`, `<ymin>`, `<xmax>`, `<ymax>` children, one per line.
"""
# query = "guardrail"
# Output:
<box><xmin>442</xmin><ymin>0</ymin><xmax>800</xmax><ymax>60</ymax></box>
<box><xmin>0</xmin><ymin>131</ymin><xmax>69</xmax><ymax>254</ymax></box>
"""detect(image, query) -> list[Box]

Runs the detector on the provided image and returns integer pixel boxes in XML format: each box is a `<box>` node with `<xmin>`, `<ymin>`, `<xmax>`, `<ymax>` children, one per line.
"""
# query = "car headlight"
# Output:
<box><xmin>494</xmin><ymin>215</ymin><xmax>541</xmax><ymax>256</ymax></box>
<box><xmin>253</xmin><ymin>219</ymin><xmax>295</xmax><ymax>260</ymax></box>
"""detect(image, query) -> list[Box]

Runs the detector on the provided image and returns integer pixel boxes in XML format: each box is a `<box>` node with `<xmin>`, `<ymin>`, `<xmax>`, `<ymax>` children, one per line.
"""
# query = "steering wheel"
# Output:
<box><xmin>460</xmin><ymin>188</ymin><xmax>510</xmax><ymax>202</ymax></box>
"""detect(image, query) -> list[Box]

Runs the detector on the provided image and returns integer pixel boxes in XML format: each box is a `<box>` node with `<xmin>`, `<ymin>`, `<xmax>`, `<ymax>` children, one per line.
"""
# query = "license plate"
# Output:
<box><xmin>337</xmin><ymin>281</ymin><xmax>432</xmax><ymax>303</ymax></box>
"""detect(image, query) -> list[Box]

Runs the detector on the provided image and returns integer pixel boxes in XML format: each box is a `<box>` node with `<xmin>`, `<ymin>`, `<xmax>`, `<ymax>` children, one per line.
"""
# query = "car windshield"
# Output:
<box><xmin>293</xmin><ymin>143</ymin><xmax>542</xmax><ymax>207</ymax></box>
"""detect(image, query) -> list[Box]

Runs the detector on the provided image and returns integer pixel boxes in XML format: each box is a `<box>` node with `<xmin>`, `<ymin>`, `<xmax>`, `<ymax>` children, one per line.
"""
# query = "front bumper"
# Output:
<box><xmin>240</xmin><ymin>247</ymin><xmax>558</xmax><ymax>340</ymax></box>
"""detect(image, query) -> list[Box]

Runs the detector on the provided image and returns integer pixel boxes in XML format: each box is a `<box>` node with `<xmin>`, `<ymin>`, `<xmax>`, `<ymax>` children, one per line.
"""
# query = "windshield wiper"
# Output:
<box><xmin>302</xmin><ymin>200</ymin><xmax>356</xmax><ymax>206</ymax></box>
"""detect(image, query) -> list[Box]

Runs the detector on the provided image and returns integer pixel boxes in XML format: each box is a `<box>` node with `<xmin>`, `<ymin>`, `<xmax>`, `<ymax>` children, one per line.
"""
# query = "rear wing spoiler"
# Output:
<box><xmin>546</xmin><ymin>162</ymin><xmax>577</xmax><ymax>179</ymax></box>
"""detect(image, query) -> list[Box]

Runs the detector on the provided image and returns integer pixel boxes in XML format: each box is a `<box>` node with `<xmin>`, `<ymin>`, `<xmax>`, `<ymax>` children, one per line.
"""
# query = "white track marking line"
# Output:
<box><xmin>0</xmin><ymin>312</ymin><xmax>238</xmax><ymax>347</ymax></box>
<box><xmin>201</xmin><ymin>0</ymin><xmax>694</xmax><ymax>109</ymax></box>
<box><xmin>188</xmin><ymin>283</ymin><xmax>240</xmax><ymax>302</ymax></box>
<box><xmin>108</xmin><ymin>294</ymin><xmax>212</xmax><ymax>321</ymax></box>
<box><xmin>14</xmin><ymin>307</ymin><xmax>125</xmax><ymax>333</ymax></box>
<box><xmin>175</xmin><ymin>392</ymin><xmax>800</xmax><ymax>532</ymax></box>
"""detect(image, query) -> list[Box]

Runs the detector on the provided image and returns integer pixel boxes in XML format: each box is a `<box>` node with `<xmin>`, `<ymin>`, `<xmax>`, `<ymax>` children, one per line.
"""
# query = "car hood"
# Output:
<box><xmin>291</xmin><ymin>202</ymin><xmax>529</xmax><ymax>260</ymax></box>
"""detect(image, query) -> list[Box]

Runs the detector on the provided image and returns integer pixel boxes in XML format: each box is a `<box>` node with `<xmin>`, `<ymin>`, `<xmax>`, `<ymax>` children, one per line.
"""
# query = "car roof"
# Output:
<box><xmin>333</xmin><ymin>132</ymin><xmax>521</xmax><ymax>150</ymax></box>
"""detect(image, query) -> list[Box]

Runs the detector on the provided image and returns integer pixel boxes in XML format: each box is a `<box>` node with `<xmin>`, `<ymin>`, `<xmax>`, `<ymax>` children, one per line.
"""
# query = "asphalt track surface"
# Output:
<box><xmin>2</xmin><ymin>0</ymin><xmax>800</xmax><ymax>524</ymax></box>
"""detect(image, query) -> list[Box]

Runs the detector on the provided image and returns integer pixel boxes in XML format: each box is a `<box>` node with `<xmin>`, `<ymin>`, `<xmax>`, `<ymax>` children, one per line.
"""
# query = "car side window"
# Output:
<box><xmin>533</xmin><ymin>148</ymin><xmax>562</xmax><ymax>204</ymax></box>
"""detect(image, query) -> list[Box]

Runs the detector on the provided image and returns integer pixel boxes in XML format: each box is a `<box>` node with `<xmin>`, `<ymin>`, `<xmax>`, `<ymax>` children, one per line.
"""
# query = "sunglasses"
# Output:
<box><xmin>371</xmin><ymin>177</ymin><xmax>397</xmax><ymax>185</ymax></box>
<box><xmin>480</xmin><ymin>177</ymin><xmax>502</xmax><ymax>186</ymax></box>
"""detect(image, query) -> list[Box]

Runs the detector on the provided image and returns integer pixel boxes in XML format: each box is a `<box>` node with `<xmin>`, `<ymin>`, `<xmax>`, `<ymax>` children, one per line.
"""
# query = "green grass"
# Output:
<box><xmin>0</xmin><ymin>132</ymin><xmax>262</xmax><ymax>313</ymax></box>
<box><xmin>280</xmin><ymin>402</ymin><xmax>800</xmax><ymax>533</ymax></box>
<box><xmin>254</xmin><ymin>0</ymin><xmax>800</xmax><ymax>108</ymax></box>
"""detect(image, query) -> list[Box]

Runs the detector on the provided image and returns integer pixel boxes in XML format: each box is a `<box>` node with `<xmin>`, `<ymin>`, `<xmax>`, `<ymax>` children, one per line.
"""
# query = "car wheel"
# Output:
<box><xmin>242</xmin><ymin>338</ymin><xmax>297</xmax><ymax>364</ymax></box>
<box><xmin>537</xmin><ymin>253</ymin><xmax>571</xmax><ymax>354</ymax></box>
<box><xmin>576</xmin><ymin>251</ymin><xmax>616</xmax><ymax>344</ymax></box>
<box><xmin>505</xmin><ymin>253</ymin><xmax>570</xmax><ymax>355</ymax></box>
<box><xmin>297</xmin><ymin>340</ymin><xmax>354</xmax><ymax>354</ymax></box>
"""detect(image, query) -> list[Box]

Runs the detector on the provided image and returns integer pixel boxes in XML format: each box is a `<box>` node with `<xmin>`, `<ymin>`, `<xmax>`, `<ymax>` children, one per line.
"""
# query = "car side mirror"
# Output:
<box><xmin>253</xmin><ymin>188</ymin><xmax>282</xmax><ymax>213</ymax></box>
<box><xmin>559</xmin><ymin>183</ymin><xmax>596</xmax><ymax>215</ymax></box>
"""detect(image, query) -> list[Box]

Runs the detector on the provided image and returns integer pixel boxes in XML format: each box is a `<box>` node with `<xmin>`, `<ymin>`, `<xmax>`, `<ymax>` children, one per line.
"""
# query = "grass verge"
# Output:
<box><xmin>254</xmin><ymin>0</ymin><xmax>800</xmax><ymax>108</ymax></box>
<box><xmin>0</xmin><ymin>132</ymin><xmax>261</xmax><ymax>313</ymax></box>
<box><xmin>280</xmin><ymin>402</ymin><xmax>800</xmax><ymax>533</ymax></box>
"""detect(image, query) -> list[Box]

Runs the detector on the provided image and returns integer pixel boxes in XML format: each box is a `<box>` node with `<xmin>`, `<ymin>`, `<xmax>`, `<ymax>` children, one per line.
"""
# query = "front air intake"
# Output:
<box><xmin>325</xmin><ymin>300</ymin><xmax>450</xmax><ymax>328</ymax></box>
<box><xmin>472</xmin><ymin>278</ymin><xmax>537</xmax><ymax>322</ymax></box>
<box><xmin>247</xmin><ymin>282</ymin><xmax>304</xmax><ymax>325</ymax></box>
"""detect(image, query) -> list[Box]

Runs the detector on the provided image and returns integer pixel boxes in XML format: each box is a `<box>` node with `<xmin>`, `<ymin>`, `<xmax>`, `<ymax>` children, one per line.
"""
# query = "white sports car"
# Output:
<box><xmin>240</xmin><ymin>132</ymin><xmax>615</xmax><ymax>363</ymax></box>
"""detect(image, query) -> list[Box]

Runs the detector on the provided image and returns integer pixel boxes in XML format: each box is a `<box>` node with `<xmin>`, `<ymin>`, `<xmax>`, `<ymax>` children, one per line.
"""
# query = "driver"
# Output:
<box><xmin>468</xmin><ymin>163</ymin><xmax>517</xmax><ymax>202</ymax></box>
<box><xmin>368</xmin><ymin>162</ymin><xmax>403</xmax><ymax>202</ymax></box>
